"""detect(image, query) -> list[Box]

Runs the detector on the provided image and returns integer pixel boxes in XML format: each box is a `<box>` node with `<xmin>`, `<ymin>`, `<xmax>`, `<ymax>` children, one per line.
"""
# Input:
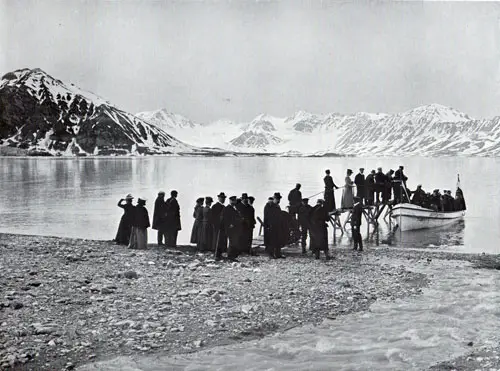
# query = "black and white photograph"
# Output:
<box><xmin>1</xmin><ymin>0</ymin><xmax>500</xmax><ymax>370</ymax></box>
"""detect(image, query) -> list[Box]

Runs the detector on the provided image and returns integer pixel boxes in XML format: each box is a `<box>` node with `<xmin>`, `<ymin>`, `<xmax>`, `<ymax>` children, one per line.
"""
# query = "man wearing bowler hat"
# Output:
<box><xmin>212</xmin><ymin>192</ymin><xmax>227</xmax><ymax>260</ymax></box>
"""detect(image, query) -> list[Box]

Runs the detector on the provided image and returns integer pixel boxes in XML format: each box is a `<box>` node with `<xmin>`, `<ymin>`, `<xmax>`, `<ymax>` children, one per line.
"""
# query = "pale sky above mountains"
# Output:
<box><xmin>1</xmin><ymin>0</ymin><xmax>500</xmax><ymax>123</ymax></box>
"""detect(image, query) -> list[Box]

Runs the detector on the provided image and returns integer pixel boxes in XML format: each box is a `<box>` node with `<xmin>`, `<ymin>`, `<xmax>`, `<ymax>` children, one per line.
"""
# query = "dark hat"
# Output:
<box><xmin>248</xmin><ymin>196</ymin><xmax>255</xmax><ymax>202</ymax></box>
<box><xmin>399</xmin><ymin>165</ymin><xmax>404</xmax><ymax>169</ymax></box>
<box><xmin>302</xmin><ymin>198</ymin><xmax>309</xmax><ymax>202</ymax></box>
<box><xmin>241</xmin><ymin>193</ymin><xmax>249</xmax><ymax>199</ymax></box>
<box><xmin>125</xmin><ymin>193</ymin><xmax>134</xmax><ymax>200</ymax></box>
<box><xmin>138</xmin><ymin>197</ymin><xmax>147</xmax><ymax>204</ymax></box>
<box><xmin>158</xmin><ymin>191</ymin><xmax>165</xmax><ymax>195</ymax></box>
<box><xmin>347</xmin><ymin>169</ymin><xmax>353</xmax><ymax>173</ymax></box>
<box><xmin>268</xmin><ymin>197</ymin><xmax>274</xmax><ymax>201</ymax></box>
<box><xmin>196</xmin><ymin>197</ymin><xmax>204</xmax><ymax>203</ymax></box>
<box><xmin>359</xmin><ymin>168</ymin><xmax>364</xmax><ymax>171</ymax></box>
<box><xmin>371</xmin><ymin>170</ymin><xmax>376</xmax><ymax>174</ymax></box>
<box><xmin>296</xmin><ymin>183</ymin><xmax>301</xmax><ymax>188</ymax></box>
<box><xmin>205</xmin><ymin>196</ymin><xmax>213</xmax><ymax>203</ymax></box>
<box><xmin>171</xmin><ymin>190</ymin><xmax>178</xmax><ymax>196</ymax></box>
<box><xmin>217</xmin><ymin>192</ymin><xmax>227</xmax><ymax>198</ymax></box>
<box><xmin>325</xmin><ymin>169</ymin><xmax>330</xmax><ymax>174</ymax></box>
<box><xmin>229</xmin><ymin>196</ymin><xmax>237</xmax><ymax>201</ymax></box>
<box><xmin>273</xmin><ymin>192</ymin><xmax>282</xmax><ymax>199</ymax></box>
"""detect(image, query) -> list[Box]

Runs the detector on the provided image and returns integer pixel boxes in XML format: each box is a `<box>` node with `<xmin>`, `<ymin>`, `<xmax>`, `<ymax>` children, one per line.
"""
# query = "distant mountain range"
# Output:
<box><xmin>1</xmin><ymin>67</ymin><xmax>499</xmax><ymax>157</ymax></box>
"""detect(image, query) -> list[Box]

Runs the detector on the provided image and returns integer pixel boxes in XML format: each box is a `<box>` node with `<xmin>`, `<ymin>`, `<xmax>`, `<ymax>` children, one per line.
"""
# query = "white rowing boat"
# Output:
<box><xmin>390</xmin><ymin>203</ymin><xmax>465</xmax><ymax>232</ymax></box>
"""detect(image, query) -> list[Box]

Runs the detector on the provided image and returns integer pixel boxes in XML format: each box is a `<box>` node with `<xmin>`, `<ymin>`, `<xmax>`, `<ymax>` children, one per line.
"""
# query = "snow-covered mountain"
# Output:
<box><xmin>135</xmin><ymin>109</ymin><xmax>197</xmax><ymax>130</ymax></box>
<box><xmin>139</xmin><ymin>103</ymin><xmax>500</xmax><ymax>156</ymax></box>
<box><xmin>0</xmin><ymin>68</ymin><xmax>213</xmax><ymax>156</ymax></box>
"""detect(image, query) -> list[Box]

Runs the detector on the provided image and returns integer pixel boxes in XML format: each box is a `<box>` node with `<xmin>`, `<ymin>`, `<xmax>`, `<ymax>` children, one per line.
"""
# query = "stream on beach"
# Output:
<box><xmin>1</xmin><ymin>156</ymin><xmax>500</xmax><ymax>370</ymax></box>
<box><xmin>78</xmin><ymin>258</ymin><xmax>500</xmax><ymax>371</ymax></box>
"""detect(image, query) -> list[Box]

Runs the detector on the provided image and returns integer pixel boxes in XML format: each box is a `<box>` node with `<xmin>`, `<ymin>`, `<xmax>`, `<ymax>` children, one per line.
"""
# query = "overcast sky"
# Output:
<box><xmin>1</xmin><ymin>0</ymin><xmax>500</xmax><ymax>123</ymax></box>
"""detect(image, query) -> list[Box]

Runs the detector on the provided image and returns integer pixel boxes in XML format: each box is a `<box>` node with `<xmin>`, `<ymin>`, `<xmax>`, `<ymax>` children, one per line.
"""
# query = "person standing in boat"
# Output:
<box><xmin>190</xmin><ymin>197</ymin><xmax>204</xmax><ymax>245</ymax></box>
<box><xmin>341</xmin><ymin>169</ymin><xmax>355</xmax><ymax>209</ymax></box>
<box><xmin>197</xmin><ymin>197</ymin><xmax>214</xmax><ymax>252</ymax></box>
<box><xmin>298</xmin><ymin>198</ymin><xmax>313</xmax><ymax>254</ymax></box>
<box><xmin>165</xmin><ymin>190</ymin><xmax>181</xmax><ymax>247</ymax></box>
<box><xmin>324</xmin><ymin>169</ymin><xmax>340</xmax><ymax>212</ymax></box>
<box><xmin>114</xmin><ymin>194</ymin><xmax>135</xmax><ymax>245</ymax></box>
<box><xmin>351</xmin><ymin>197</ymin><xmax>363</xmax><ymax>251</ymax></box>
<box><xmin>365</xmin><ymin>170</ymin><xmax>376</xmax><ymax>206</ymax></box>
<box><xmin>212</xmin><ymin>192</ymin><xmax>227</xmax><ymax>261</ymax></box>
<box><xmin>152</xmin><ymin>191</ymin><xmax>168</xmax><ymax>246</ymax></box>
<box><xmin>309</xmin><ymin>199</ymin><xmax>332</xmax><ymax>260</ymax></box>
<box><xmin>128</xmin><ymin>197</ymin><xmax>150</xmax><ymax>250</ymax></box>
<box><xmin>354</xmin><ymin>168</ymin><xmax>366</xmax><ymax>205</ymax></box>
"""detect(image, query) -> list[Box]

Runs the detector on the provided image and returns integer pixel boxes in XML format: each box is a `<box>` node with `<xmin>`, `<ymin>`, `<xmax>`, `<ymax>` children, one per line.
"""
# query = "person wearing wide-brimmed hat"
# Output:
<box><xmin>190</xmin><ymin>197</ymin><xmax>205</xmax><ymax>245</ymax></box>
<box><xmin>129</xmin><ymin>197</ymin><xmax>150</xmax><ymax>250</ymax></box>
<box><xmin>164</xmin><ymin>190</ymin><xmax>181</xmax><ymax>247</ymax></box>
<box><xmin>309</xmin><ymin>199</ymin><xmax>332</xmax><ymax>260</ymax></box>
<box><xmin>114</xmin><ymin>194</ymin><xmax>135</xmax><ymax>245</ymax></box>
<box><xmin>153</xmin><ymin>191</ymin><xmax>168</xmax><ymax>246</ymax></box>
<box><xmin>341</xmin><ymin>169</ymin><xmax>355</xmax><ymax>209</ymax></box>
<box><xmin>197</xmin><ymin>197</ymin><xmax>214</xmax><ymax>252</ymax></box>
<box><xmin>212</xmin><ymin>192</ymin><xmax>227</xmax><ymax>260</ymax></box>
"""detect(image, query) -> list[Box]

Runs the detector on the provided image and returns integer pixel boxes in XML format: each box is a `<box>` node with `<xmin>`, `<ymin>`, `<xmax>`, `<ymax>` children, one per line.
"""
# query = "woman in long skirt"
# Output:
<box><xmin>190</xmin><ymin>198</ymin><xmax>204</xmax><ymax>244</ymax></box>
<box><xmin>114</xmin><ymin>194</ymin><xmax>135</xmax><ymax>245</ymax></box>
<box><xmin>197</xmin><ymin>197</ymin><xmax>214</xmax><ymax>252</ymax></box>
<box><xmin>129</xmin><ymin>197</ymin><xmax>150</xmax><ymax>250</ymax></box>
<box><xmin>341</xmin><ymin>169</ymin><xmax>355</xmax><ymax>209</ymax></box>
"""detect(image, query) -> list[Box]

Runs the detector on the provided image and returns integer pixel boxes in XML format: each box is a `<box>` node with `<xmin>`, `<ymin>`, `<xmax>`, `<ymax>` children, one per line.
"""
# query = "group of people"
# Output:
<box><xmin>325</xmin><ymin>166</ymin><xmax>411</xmax><ymax>211</ymax></box>
<box><xmin>113</xmin><ymin>165</ymin><xmax>466</xmax><ymax>261</ymax></box>
<box><xmin>114</xmin><ymin>190</ymin><xmax>181</xmax><ymax>250</ymax></box>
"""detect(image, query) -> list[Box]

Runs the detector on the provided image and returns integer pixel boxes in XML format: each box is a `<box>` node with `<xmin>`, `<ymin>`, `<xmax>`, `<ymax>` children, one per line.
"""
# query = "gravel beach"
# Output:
<box><xmin>0</xmin><ymin>232</ymin><xmax>499</xmax><ymax>371</ymax></box>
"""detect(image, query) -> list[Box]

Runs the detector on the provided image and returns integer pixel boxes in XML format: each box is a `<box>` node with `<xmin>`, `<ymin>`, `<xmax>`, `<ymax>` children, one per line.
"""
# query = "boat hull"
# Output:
<box><xmin>390</xmin><ymin>203</ymin><xmax>465</xmax><ymax>232</ymax></box>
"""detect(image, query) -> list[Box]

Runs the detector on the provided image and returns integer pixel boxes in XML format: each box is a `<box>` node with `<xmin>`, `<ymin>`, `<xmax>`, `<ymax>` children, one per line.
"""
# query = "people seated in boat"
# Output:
<box><xmin>454</xmin><ymin>188</ymin><xmax>467</xmax><ymax>211</ymax></box>
<box><xmin>410</xmin><ymin>184</ymin><xmax>426</xmax><ymax>206</ymax></box>
<box><xmin>429</xmin><ymin>189</ymin><xmax>442</xmax><ymax>211</ymax></box>
<box><xmin>442</xmin><ymin>190</ymin><xmax>456</xmax><ymax>212</ymax></box>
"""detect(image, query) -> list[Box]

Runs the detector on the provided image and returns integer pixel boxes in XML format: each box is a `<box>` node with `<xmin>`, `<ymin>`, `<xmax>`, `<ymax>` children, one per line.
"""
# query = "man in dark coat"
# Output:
<box><xmin>287</xmin><ymin>183</ymin><xmax>302</xmax><ymax>219</ymax></box>
<box><xmin>430</xmin><ymin>189</ymin><xmax>442</xmax><ymax>211</ymax></box>
<box><xmin>266</xmin><ymin>192</ymin><xmax>286</xmax><ymax>259</ymax></box>
<box><xmin>238</xmin><ymin>193</ymin><xmax>255</xmax><ymax>255</ymax></box>
<box><xmin>374</xmin><ymin>167</ymin><xmax>385</xmax><ymax>204</ymax></box>
<box><xmin>323</xmin><ymin>169</ymin><xmax>339</xmax><ymax>212</ymax></box>
<box><xmin>309</xmin><ymin>199</ymin><xmax>331</xmax><ymax>260</ymax></box>
<box><xmin>247</xmin><ymin>196</ymin><xmax>257</xmax><ymax>255</ymax></box>
<box><xmin>351</xmin><ymin>197</ymin><xmax>363</xmax><ymax>251</ymax></box>
<box><xmin>212</xmin><ymin>192</ymin><xmax>227</xmax><ymax>261</ymax></box>
<box><xmin>365</xmin><ymin>170</ymin><xmax>375</xmax><ymax>206</ymax></box>
<box><xmin>152</xmin><ymin>191</ymin><xmax>167</xmax><ymax>246</ymax></box>
<box><xmin>165</xmin><ymin>190</ymin><xmax>181</xmax><ymax>247</ymax></box>
<box><xmin>385</xmin><ymin>169</ymin><xmax>395</xmax><ymax>203</ymax></box>
<box><xmin>222</xmin><ymin>196</ymin><xmax>243</xmax><ymax>261</ymax></box>
<box><xmin>354</xmin><ymin>168</ymin><xmax>366</xmax><ymax>204</ymax></box>
<box><xmin>298</xmin><ymin>198</ymin><xmax>313</xmax><ymax>254</ymax></box>
<box><xmin>263</xmin><ymin>196</ymin><xmax>274</xmax><ymax>255</ymax></box>
<box><xmin>393</xmin><ymin>166</ymin><xmax>408</xmax><ymax>204</ymax></box>
<box><xmin>410</xmin><ymin>185</ymin><xmax>426</xmax><ymax>207</ymax></box>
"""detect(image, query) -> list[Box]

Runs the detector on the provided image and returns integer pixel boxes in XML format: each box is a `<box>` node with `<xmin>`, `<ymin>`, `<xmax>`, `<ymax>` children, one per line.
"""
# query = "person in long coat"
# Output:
<box><xmin>298</xmin><ymin>198</ymin><xmax>313</xmax><ymax>254</ymax></box>
<box><xmin>190</xmin><ymin>197</ymin><xmax>204</xmax><ymax>244</ymax></box>
<box><xmin>128</xmin><ymin>197</ymin><xmax>150</xmax><ymax>250</ymax></box>
<box><xmin>385</xmin><ymin>169</ymin><xmax>395</xmax><ymax>203</ymax></box>
<box><xmin>165</xmin><ymin>190</ymin><xmax>181</xmax><ymax>247</ymax></box>
<box><xmin>393</xmin><ymin>166</ymin><xmax>408</xmax><ymax>204</ymax></box>
<box><xmin>374</xmin><ymin>167</ymin><xmax>385</xmax><ymax>204</ymax></box>
<box><xmin>365</xmin><ymin>170</ymin><xmax>376</xmax><ymax>206</ymax></box>
<box><xmin>341</xmin><ymin>169</ymin><xmax>355</xmax><ymax>209</ymax></box>
<box><xmin>263</xmin><ymin>196</ymin><xmax>274</xmax><ymax>255</ymax></box>
<box><xmin>222</xmin><ymin>196</ymin><xmax>243</xmax><ymax>261</ymax></box>
<box><xmin>323</xmin><ymin>169</ymin><xmax>339</xmax><ymax>212</ymax></box>
<box><xmin>454</xmin><ymin>187</ymin><xmax>466</xmax><ymax>211</ymax></box>
<box><xmin>287</xmin><ymin>183</ymin><xmax>302</xmax><ymax>219</ymax></box>
<box><xmin>114</xmin><ymin>194</ymin><xmax>135</xmax><ymax>245</ymax></box>
<box><xmin>197</xmin><ymin>197</ymin><xmax>214</xmax><ymax>251</ymax></box>
<box><xmin>354</xmin><ymin>168</ymin><xmax>366</xmax><ymax>204</ymax></box>
<box><xmin>247</xmin><ymin>196</ymin><xmax>257</xmax><ymax>255</ymax></box>
<box><xmin>309</xmin><ymin>199</ymin><xmax>331</xmax><ymax>260</ymax></box>
<box><xmin>238</xmin><ymin>193</ymin><xmax>255</xmax><ymax>255</ymax></box>
<box><xmin>212</xmin><ymin>192</ymin><xmax>227</xmax><ymax>261</ymax></box>
<box><xmin>267</xmin><ymin>192</ymin><xmax>286</xmax><ymax>259</ymax></box>
<box><xmin>152</xmin><ymin>191</ymin><xmax>168</xmax><ymax>246</ymax></box>
<box><xmin>351</xmin><ymin>197</ymin><xmax>363</xmax><ymax>251</ymax></box>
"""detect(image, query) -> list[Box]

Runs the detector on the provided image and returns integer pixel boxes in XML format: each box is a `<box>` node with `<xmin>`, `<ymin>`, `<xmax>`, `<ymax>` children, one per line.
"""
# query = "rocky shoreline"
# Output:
<box><xmin>0</xmin><ymin>233</ymin><xmax>499</xmax><ymax>371</ymax></box>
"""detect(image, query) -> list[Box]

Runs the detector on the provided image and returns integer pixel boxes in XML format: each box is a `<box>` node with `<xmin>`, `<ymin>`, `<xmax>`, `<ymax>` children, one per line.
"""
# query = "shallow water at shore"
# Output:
<box><xmin>78</xmin><ymin>259</ymin><xmax>500</xmax><ymax>371</ymax></box>
<box><xmin>0</xmin><ymin>156</ymin><xmax>498</xmax><ymax>254</ymax></box>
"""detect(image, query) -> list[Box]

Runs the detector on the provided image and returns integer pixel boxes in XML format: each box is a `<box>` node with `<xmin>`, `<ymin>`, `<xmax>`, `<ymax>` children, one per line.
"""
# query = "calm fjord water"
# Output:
<box><xmin>0</xmin><ymin>156</ymin><xmax>498</xmax><ymax>254</ymax></box>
